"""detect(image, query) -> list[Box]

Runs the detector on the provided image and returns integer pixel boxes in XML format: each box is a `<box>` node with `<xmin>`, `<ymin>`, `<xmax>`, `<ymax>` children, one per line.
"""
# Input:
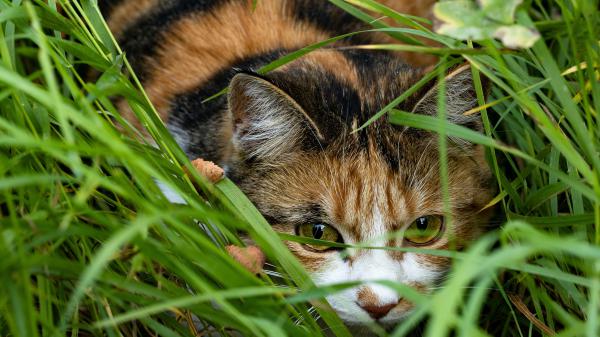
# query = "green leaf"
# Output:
<box><xmin>433</xmin><ymin>0</ymin><xmax>540</xmax><ymax>48</ymax></box>
<box><xmin>479</xmin><ymin>0</ymin><xmax>522</xmax><ymax>24</ymax></box>
<box><xmin>493</xmin><ymin>25</ymin><xmax>540</xmax><ymax>49</ymax></box>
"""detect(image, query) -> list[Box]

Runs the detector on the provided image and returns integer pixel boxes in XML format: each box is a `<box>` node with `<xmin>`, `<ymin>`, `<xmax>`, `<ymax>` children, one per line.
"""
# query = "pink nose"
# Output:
<box><xmin>359</xmin><ymin>302</ymin><xmax>397</xmax><ymax>319</ymax></box>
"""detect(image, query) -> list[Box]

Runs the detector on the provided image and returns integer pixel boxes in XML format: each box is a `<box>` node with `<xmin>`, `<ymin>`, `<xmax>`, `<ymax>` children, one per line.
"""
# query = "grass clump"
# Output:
<box><xmin>1</xmin><ymin>1</ymin><xmax>599</xmax><ymax>337</ymax></box>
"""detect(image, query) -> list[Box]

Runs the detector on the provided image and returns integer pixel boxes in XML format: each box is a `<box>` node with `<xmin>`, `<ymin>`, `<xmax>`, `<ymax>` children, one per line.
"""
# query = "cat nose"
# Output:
<box><xmin>358</xmin><ymin>302</ymin><xmax>397</xmax><ymax>319</ymax></box>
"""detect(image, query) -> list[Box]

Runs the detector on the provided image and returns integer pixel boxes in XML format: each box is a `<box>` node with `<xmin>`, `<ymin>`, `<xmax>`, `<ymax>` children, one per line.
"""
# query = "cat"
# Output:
<box><xmin>100</xmin><ymin>0</ymin><xmax>495</xmax><ymax>329</ymax></box>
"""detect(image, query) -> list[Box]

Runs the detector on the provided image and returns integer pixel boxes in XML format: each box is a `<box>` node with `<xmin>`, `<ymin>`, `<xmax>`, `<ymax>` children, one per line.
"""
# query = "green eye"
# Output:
<box><xmin>404</xmin><ymin>215</ymin><xmax>444</xmax><ymax>245</ymax></box>
<box><xmin>297</xmin><ymin>223</ymin><xmax>342</xmax><ymax>251</ymax></box>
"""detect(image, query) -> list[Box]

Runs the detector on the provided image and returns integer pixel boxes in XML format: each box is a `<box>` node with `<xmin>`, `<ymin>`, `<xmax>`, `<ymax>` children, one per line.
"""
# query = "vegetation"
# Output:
<box><xmin>0</xmin><ymin>0</ymin><xmax>598</xmax><ymax>336</ymax></box>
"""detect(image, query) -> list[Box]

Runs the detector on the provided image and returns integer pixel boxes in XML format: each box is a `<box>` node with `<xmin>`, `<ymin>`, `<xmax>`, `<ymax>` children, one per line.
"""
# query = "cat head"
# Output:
<box><xmin>225</xmin><ymin>50</ymin><xmax>494</xmax><ymax>325</ymax></box>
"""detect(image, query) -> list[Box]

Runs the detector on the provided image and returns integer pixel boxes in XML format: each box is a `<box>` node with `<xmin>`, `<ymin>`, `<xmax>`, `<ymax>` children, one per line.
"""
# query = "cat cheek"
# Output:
<box><xmin>412</xmin><ymin>248</ymin><xmax>452</xmax><ymax>271</ymax></box>
<box><xmin>415</xmin><ymin>253</ymin><xmax>451</xmax><ymax>269</ymax></box>
<box><xmin>284</xmin><ymin>241</ymin><xmax>337</xmax><ymax>273</ymax></box>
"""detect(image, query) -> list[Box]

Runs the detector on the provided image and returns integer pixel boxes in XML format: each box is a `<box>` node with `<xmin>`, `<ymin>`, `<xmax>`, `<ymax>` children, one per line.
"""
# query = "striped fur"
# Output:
<box><xmin>101</xmin><ymin>0</ymin><xmax>494</xmax><ymax>329</ymax></box>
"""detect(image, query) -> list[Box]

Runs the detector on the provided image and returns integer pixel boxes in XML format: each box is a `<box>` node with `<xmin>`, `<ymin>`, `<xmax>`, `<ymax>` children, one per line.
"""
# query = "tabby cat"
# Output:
<box><xmin>100</xmin><ymin>0</ymin><xmax>494</xmax><ymax>328</ymax></box>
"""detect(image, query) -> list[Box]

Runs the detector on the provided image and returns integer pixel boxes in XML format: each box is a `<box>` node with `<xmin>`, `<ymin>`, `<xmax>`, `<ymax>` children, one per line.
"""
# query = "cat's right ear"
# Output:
<box><xmin>227</xmin><ymin>73</ymin><xmax>323</xmax><ymax>161</ymax></box>
<box><xmin>410</xmin><ymin>64</ymin><xmax>489</xmax><ymax>131</ymax></box>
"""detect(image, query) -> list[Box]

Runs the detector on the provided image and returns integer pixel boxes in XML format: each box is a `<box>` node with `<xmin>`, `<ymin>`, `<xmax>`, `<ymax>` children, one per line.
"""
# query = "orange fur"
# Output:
<box><xmin>357</xmin><ymin>286</ymin><xmax>380</xmax><ymax>306</ymax></box>
<box><xmin>141</xmin><ymin>1</ymin><xmax>330</xmax><ymax>121</ymax></box>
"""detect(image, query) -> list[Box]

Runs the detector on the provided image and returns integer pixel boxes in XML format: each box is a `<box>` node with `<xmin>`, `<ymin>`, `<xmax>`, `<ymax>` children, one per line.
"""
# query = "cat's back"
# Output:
<box><xmin>101</xmin><ymin>0</ymin><xmax>434</xmax><ymax>115</ymax></box>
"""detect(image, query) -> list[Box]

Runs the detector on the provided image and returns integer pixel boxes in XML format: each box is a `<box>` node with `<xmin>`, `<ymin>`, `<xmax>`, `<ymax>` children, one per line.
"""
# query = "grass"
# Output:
<box><xmin>0</xmin><ymin>0</ymin><xmax>599</xmax><ymax>336</ymax></box>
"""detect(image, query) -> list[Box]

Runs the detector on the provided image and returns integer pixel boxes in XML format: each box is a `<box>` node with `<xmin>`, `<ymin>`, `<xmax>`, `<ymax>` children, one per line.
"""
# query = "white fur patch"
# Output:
<box><xmin>315</xmin><ymin>250</ymin><xmax>440</xmax><ymax>324</ymax></box>
<box><xmin>167</xmin><ymin>122</ymin><xmax>191</xmax><ymax>154</ymax></box>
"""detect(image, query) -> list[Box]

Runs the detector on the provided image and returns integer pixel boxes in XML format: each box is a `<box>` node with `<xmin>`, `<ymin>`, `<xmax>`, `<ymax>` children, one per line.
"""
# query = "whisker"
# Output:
<box><xmin>426</xmin><ymin>286</ymin><xmax>503</xmax><ymax>292</ymax></box>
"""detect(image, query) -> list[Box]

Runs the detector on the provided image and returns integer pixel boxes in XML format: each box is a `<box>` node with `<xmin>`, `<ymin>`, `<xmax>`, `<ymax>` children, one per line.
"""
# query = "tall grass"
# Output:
<box><xmin>0</xmin><ymin>1</ymin><xmax>598</xmax><ymax>337</ymax></box>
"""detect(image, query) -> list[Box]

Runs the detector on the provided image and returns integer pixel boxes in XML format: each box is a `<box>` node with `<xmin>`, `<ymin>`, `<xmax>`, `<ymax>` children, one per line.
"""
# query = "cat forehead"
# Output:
<box><xmin>247</xmin><ymin>149</ymin><xmax>442</xmax><ymax>222</ymax></box>
<box><xmin>246</xmin><ymin>143</ymin><xmax>490</xmax><ymax>229</ymax></box>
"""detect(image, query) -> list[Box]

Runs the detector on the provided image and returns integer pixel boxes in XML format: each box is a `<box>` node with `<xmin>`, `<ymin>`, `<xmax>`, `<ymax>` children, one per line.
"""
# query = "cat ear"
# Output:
<box><xmin>227</xmin><ymin>73</ymin><xmax>323</xmax><ymax>161</ymax></box>
<box><xmin>411</xmin><ymin>64</ymin><xmax>487</xmax><ymax>130</ymax></box>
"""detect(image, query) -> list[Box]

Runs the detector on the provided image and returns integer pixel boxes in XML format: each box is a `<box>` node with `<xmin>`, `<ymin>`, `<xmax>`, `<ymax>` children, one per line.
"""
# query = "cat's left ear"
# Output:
<box><xmin>411</xmin><ymin>64</ymin><xmax>488</xmax><ymax>130</ymax></box>
<box><xmin>227</xmin><ymin>73</ymin><xmax>323</xmax><ymax>161</ymax></box>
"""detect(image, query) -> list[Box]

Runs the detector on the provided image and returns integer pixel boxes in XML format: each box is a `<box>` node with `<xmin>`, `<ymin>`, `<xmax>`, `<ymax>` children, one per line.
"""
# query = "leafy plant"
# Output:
<box><xmin>433</xmin><ymin>0</ymin><xmax>541</xmax><ymax>48</ymax></box>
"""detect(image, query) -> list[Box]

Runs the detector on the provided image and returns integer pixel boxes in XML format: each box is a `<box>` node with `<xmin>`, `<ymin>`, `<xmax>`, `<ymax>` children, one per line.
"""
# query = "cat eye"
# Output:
<box><xmin>404</xmin><ymin>215</ymin><xmax>444</xmax><ymax>246</ymax></box>
<box><xmin>296</xmin><ymin>223</ymin><xmax>343</xmax><ymax>252</ymax></box>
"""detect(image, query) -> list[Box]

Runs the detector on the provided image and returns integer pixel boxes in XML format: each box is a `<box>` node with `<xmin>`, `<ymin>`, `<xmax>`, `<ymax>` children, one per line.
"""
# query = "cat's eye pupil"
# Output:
<box><xmin>312</xmin><ymin>224</ymin><xmax>325</xmax><ymax>239</ymax></box>
<box><xmin>416</xmin><ymin>217</ymin><xmax>428</xmax><ymax>231</ymax></box>
<box><xmin>297</xmin><ymin>223</ymin><xmax>343</xmax><ymax>252</ymax></box>
<box><xmin>405</xmin><ymin>215</ymin><xmax>444</xmax><ymax>246</ymax></box>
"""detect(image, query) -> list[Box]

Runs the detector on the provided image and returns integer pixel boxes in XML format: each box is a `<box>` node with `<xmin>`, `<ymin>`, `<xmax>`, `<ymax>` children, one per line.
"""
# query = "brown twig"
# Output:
<box><xmin>508</xmin><ymin>293</ymin><xmax>556</xmax><ymax>336</ymax></box>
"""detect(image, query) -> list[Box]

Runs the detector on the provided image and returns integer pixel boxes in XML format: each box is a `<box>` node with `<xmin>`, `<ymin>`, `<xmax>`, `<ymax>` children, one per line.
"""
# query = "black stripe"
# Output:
<box><xmin>343</xmin><ymin>50</ymin><xmax>405</xmax><ymax>80</ymax></box>
<box><xmin>168</xmin><ymin>49</ymin><xmax>288</xmax><ymax>160</ymax></box>
<box><xmin>265</xmin><ymin>64</ymin><xmax>364</xmax><ymax>149</ymax></box>
<box><xmin>117</xmin><ymin>0</ymin><xmax>236</xmax><ymax>80</ymax></box>
<box><xmin>98</xmin><ymin>0</ymin><xmax>127</xmax><ymax>17</ymax></box>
